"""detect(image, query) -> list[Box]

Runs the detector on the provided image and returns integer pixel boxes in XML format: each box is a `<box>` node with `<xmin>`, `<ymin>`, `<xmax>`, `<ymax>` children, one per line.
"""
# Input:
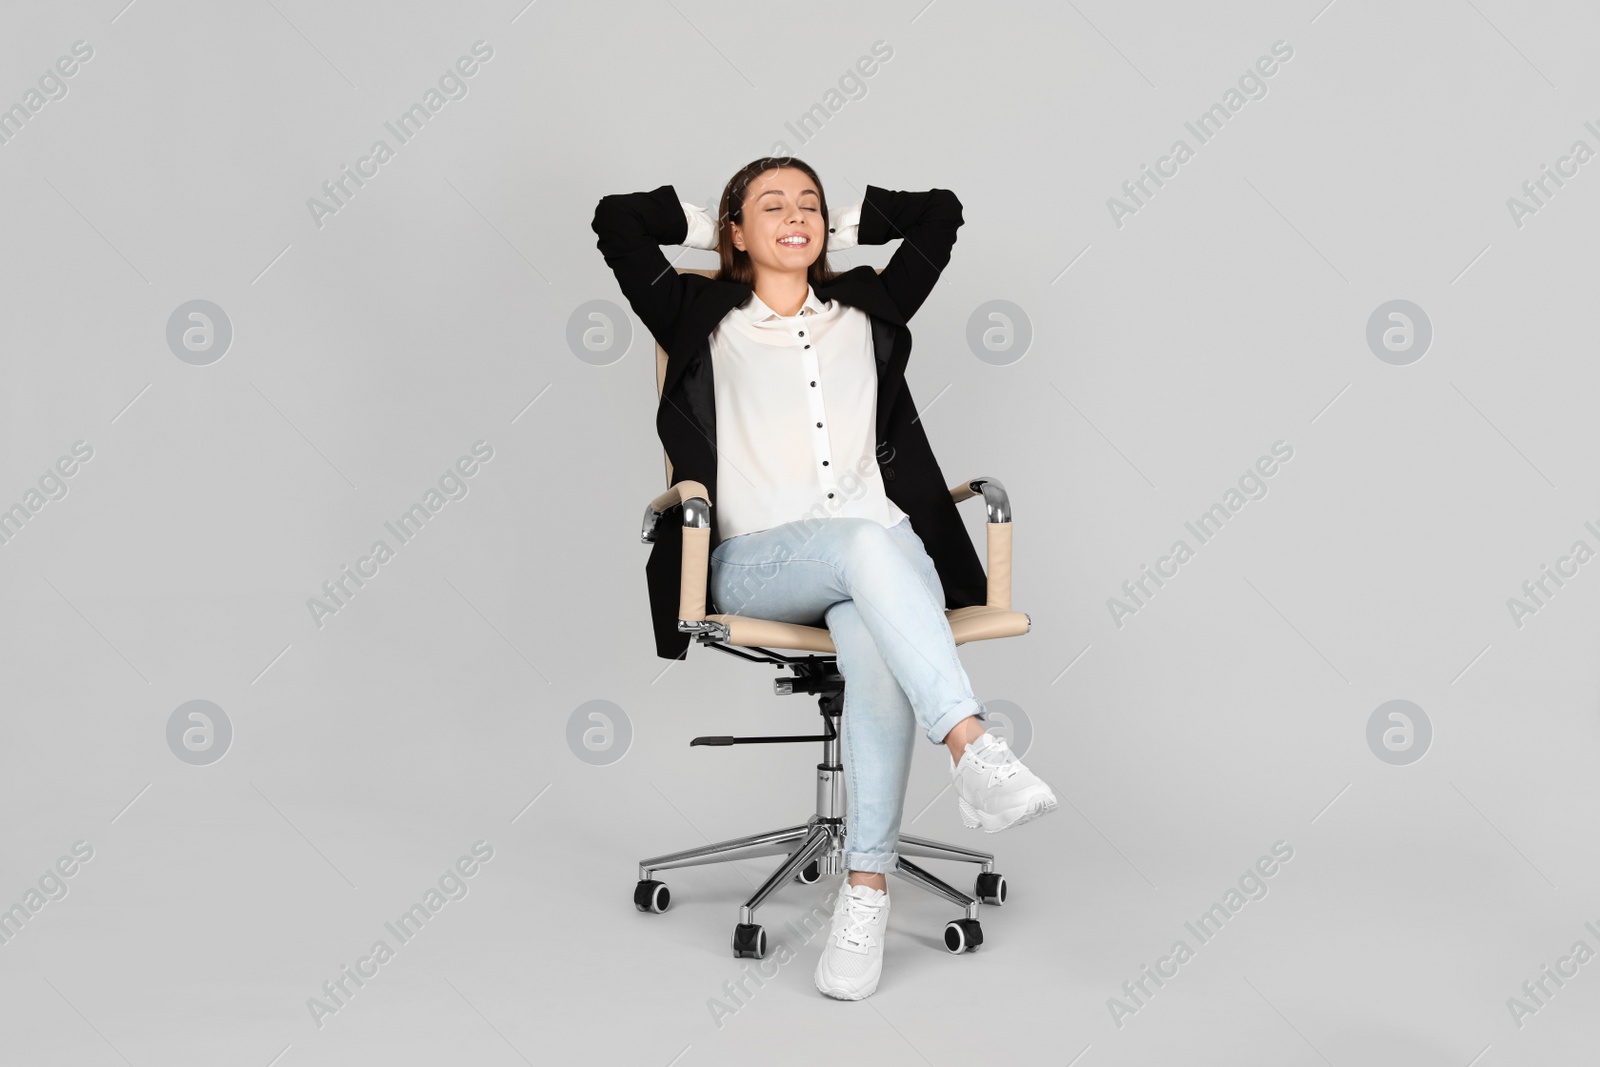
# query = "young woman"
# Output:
<box><xmin>592</xmin><ymin>157</ymin><xmax>1057</xmax><ymax>1000</ymax></box>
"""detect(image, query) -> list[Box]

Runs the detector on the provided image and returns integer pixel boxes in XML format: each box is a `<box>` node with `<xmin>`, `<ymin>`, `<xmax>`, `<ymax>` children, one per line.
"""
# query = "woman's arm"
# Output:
<box><xmin>590</xmin><ymin>184</ymin><xmax>696</xmax><ymax>346</ymax></box>
<box><xmin>854</xmin><ymin>185</ymin><xmax>964</xmax><ymax>322</ymax></box>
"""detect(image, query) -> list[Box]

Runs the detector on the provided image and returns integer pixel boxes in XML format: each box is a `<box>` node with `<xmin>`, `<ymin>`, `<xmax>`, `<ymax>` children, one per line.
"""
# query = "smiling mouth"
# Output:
<box><xmin>778</xmin><ymin>235</ymin><xmax>811</xmax><ymax>248</ymax></box>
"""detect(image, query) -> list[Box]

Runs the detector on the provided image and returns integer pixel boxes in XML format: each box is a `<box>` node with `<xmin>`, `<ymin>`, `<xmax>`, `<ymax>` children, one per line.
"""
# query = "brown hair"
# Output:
<box><xmin>714</xmin><ymin>156</ymin><xmax>839</xmax><ymax>288</ymax></box>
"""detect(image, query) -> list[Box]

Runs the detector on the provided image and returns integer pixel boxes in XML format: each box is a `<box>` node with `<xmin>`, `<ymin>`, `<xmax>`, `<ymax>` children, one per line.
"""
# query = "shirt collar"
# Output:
<box><xmin>738</xmin><ymin>285</ymin><xmax>829</xmax><ymax>324</ymax></box>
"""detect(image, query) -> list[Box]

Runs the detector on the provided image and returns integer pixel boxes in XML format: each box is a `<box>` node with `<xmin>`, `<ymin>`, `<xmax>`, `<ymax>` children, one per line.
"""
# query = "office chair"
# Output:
<box><xmin>633</xmin><ymin>268</ymin><xmax>1032</xmax><ymax>958</ymax></box>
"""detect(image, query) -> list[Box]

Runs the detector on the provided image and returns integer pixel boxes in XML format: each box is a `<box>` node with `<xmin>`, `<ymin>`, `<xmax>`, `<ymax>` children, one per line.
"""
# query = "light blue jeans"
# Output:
<box><xmin>708</xmin><ymin>515</ymin><xmax>988</xmax><ymax>874</ymax></box>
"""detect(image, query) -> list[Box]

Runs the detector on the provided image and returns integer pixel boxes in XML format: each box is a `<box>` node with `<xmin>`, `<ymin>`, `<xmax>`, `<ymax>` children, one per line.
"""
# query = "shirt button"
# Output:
<box><xmin>816</xmin><ymin>422</ymin><xmax>822</xmax><ymax>428</ymax></box>
<box><xmin>810</xmin><ymin>381</ymin><xmax>816</xmax><ymax>387</ymax></box>
<box><xmin>804</xmin><ymin>344</ymin><xmax>810</xmax><ymax>349</ymax></box>
<box><xmin>822</xmin><ymin>460</ymin><xmax>829</xmax><ymax>466</ymax></box>
<box><xmin>884</xmin><ymin>469</ymin><xmax>896</xmax><ymax>481</ymax></box>
<box><xmin>798</xmin><ymin>331</ymin><xmax>804</xmax><ymax>337</ymax></box>
<box><xmin>827</xmin><ymin>492</ymin><xmax>834</xmax><ymax>498</ymax></box>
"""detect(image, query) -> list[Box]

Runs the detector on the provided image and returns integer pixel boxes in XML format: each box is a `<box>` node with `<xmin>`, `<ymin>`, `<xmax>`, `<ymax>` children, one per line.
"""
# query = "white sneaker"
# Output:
<box><xmin>951</xmin><ymin>732</ymin><xmax>1058</xmax><ymax>832</ymax></box>
<box><xmin>814</xmin><ymin>882</ymin><xmax>890</xmax><ymax>1000</ymax></box>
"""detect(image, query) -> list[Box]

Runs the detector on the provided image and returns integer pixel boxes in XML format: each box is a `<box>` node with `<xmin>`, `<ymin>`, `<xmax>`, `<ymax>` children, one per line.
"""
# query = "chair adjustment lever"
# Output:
<box><xmin>690</xmin><ymin>732</ymin><xmax>834</xmax><ymax>747</ymax></box>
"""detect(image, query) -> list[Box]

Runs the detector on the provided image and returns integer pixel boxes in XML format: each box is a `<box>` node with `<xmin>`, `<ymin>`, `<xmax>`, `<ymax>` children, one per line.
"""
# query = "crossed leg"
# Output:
<box><xmin>708</xmin><ymin>516</ymin><xmax>992</xmax><ymax>896</ymax></box>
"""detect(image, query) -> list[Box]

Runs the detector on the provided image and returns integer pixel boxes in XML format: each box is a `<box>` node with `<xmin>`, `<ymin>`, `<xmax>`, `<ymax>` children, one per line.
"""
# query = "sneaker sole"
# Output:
<box><xmin>958</xmin><ymin>790</ymin><xmax>1058</xmax><ymax>833</ymax></box>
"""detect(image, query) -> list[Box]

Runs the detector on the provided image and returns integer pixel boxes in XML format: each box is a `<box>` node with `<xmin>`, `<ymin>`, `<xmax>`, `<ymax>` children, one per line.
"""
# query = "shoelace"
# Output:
<box><xmin>966</xmin><ymin>735</ymin><xmax>1021</xmax><ymax>786</ymax></box>
<box><xmin>835</xmin><ymin>892</ymin><xmax>886</xmax><ymax>951</ymax></box>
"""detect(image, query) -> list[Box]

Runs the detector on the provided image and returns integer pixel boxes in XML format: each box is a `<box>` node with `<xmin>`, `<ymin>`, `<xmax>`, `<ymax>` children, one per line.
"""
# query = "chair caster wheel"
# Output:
<box><xmin>634</xmin><ymin>880</ymin><xmax>670</xmax><ymax>913</ymax></box>
<box><xmin>975</xmin><ymin>872</ymin><xmax>1007</xmax><ymax>906</ymax></box>
<box><xmin>794</xmin><ymin>860</ymin><xmax>821</xmax><ymax>884</ymax></box>
<box><xmin>944</xmin><ymin>918</ymin><xmax>983</xmax><ymax>953</ymax></box>
<box><xmin>732</xmin><ymin>923</ymin><xmax>767</xmax><ymax>959</ymax></box>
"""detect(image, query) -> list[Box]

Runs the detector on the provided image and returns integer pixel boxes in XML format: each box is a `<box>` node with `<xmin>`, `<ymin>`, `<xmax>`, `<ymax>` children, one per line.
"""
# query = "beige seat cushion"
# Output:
<box><xmin>702</xmin><ymin>604</ymin><xmax>1029</xmax><ymax>654</ymax></box>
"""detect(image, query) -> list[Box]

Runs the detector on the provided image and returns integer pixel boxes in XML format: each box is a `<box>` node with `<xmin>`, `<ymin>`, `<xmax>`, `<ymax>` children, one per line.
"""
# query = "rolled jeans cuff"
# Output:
<box><xmin>845</xmin><ymin>848</ymin><xmax>897</xmax><ymax>874</ymax></box>
<box><xmin>926</xmin><ymin>698</ymin><xmax>987</xmax><ymax>746</ymax></box>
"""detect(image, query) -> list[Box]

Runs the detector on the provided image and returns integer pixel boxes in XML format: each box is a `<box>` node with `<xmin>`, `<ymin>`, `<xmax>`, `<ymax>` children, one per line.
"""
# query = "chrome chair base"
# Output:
<box><xmin>635</xmin><ymin>644</ymin><xmax>1003</xmax><ymax>955</ymax></box>
<box><xmin>638</xmin><ymin>816</ymin><xmax>995</xmax><ymax>926</ymax></box>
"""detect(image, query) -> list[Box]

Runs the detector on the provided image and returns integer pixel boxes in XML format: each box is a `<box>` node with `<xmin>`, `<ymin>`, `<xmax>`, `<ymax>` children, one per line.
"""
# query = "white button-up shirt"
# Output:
<box><xmin>706</xmin><ymin>282</ymin><xmax>907</xmax><ymax>540</ymax></box>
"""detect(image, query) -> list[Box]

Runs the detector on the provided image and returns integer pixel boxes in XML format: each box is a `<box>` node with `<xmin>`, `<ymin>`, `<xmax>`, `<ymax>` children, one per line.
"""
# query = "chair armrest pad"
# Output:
<box><xmin>949</xmin><ymin>476</ymin><xmax>1012</xmax><ymax>610</ymax></box>
<box><xmin>650</xmin><ymin>480</ymin><xmax>710</xmax><ymax>515</ymax></box>
<box><xmin>641</xmin><ymin>480</ymin><xmax>713</xmax><ymax>623</ymax></box>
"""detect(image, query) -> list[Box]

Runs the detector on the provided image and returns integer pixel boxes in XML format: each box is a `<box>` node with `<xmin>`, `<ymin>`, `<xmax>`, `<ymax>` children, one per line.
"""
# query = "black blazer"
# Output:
<box><xmin>591</xmin><ymin>182</ymin><xmax>988</xmax><ymax>659</ymax></box>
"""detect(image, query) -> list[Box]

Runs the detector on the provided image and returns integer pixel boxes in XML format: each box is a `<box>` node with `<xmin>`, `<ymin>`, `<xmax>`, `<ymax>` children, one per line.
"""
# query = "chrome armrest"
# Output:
<box><xmin>949</xmin><ymin>476</ymin><xmax>1011</xmax><ymax>523</ymax></box>
<box><xmin>949</xmin><ymin>476</ymin><xmax>1012</xmax><ymax>610</ymax></box>
<box><xmin>642</xmin><ymin>480</ymin><xmax>712</xmax><ymax>542</ymax></box>
<box><xmin>639</xmin><ymin>480</ymin><xmax>713</xmax><ymax>624</ymax></box>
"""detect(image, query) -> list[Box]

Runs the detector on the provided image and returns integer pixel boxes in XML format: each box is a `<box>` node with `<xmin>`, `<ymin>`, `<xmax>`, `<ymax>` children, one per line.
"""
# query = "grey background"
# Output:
<box><xmin>1</xmin><ymin>0</ymin><xmax>1596</xmax><ymax>1063</ymax></box>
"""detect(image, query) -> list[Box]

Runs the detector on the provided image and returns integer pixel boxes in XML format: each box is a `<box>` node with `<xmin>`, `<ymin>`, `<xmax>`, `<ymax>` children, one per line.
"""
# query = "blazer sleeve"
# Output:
<box><xmin>855</xmin><ymin>184</ymin><xmax>964</xmax><ymax>323</ymax></box>
<box><xmin>591</xmin><ymin>184</ymin><xmax>695</xmax><ymax>346</ymax></box>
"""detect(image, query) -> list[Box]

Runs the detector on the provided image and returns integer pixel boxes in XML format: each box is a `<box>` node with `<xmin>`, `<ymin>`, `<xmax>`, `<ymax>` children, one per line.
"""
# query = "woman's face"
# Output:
<box><xmin>730</xmin><ymin>167</ymin><xmax>824</xmax><ymax>277</ymax></box>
